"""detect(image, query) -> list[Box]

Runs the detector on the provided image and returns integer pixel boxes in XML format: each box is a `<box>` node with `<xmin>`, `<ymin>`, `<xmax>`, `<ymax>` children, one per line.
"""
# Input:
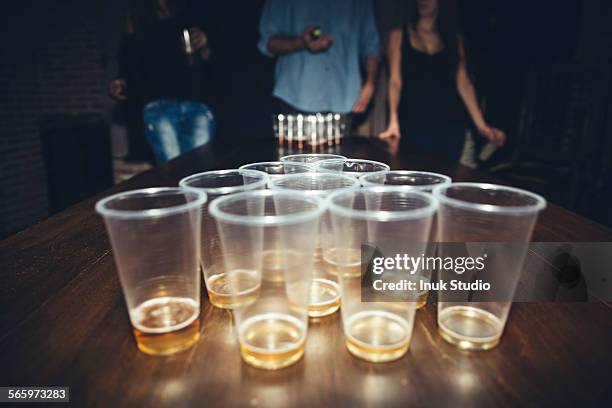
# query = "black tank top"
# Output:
<box><xmin>398</xmin><ymin>28</ymin><xmax>467</xmax><ymax>132</ymax></box>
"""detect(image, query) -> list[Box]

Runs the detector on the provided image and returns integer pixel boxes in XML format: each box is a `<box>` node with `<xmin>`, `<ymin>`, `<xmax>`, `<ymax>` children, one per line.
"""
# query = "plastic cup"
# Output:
<box><xmin>327</xmin><ymin>187</ymin><xmax>438</xmax><ymax>362</ymax></box>
<box><xmin>360</xmin><ymin>170</ymin><xmax>452</xmax><ymax>308</ymax></box>
<box><xmin>210</xmin><ymin>190</ymin><xmax>326</xmax><ymax>369</ymax></box>
<box><xmin>96</xmin><ymin>188</ymin><xmax>207</xmax><ymax>356</ymax></box>
<box><xmin>280</xmin><ymin>153</ymin><xmax>347</xmax><ymax>164</ymax></box>
<box><xmin>239</xmin><ymin>161</ymin><xmax>313</xmax><ymax>180</ymax></box>
<box><xmin>315</xmin><ymin>158</ymin><xmax>390</xmax><ymax>178</ymax></box>
<box><xmin>360</xmin><ymin>170</ymin><xmax>451</xmax><ymax>191</ymax></box>
<box><xmin>432</xmin><ymin>182</ymin><xmax>546</xmax><ymax>350</ymax></box>
<box><xmin>179</xmin><ymin>169</ymin><xmax>269</xmax><ymax>309</ymax></box>
<box><xmin>269</xmin><ymin>172</ymin><xmax>360</xmax><ymax>317</ymax></box>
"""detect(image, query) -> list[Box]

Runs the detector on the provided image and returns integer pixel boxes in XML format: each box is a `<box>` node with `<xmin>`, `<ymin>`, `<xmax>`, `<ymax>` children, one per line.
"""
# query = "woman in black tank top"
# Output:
<box><xmin>379</xmin><ymin>0</ymin><xmax>505</xmax><ymax>161</ymax></box>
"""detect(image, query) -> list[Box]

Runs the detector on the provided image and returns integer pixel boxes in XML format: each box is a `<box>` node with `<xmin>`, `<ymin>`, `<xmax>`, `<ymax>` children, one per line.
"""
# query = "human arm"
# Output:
<box><xmin>258</xmin><ymin>0</ymin><xmax>332</xmax><ymax>57</ymax></box>
<box><xmin>379</xmin><ymin>28</ymin><xmax>403</xmax><ymax>139</ymax></box>
<box><xmin>108</xmin><ymin>29</ymin><xmax>133</xmax><ymax>101</ymax></box>
<box><xmin>456</xmin><ymin>37</ymin><xmax>505</xmax><ymax>145</ymax></box>
<box><xmin>267</xmin><ymin>28</ymin><xmax>333</xmax><ymax>56</ymax></box>
<box><xmin>353</xmin><ymin>56</ymin><xmax>379</xmax><ymax>112</ymax></box>
<box><xmin>353</xmin><ymin>0</ymin><xmax>380</xmax><ymax>113</ymax></box>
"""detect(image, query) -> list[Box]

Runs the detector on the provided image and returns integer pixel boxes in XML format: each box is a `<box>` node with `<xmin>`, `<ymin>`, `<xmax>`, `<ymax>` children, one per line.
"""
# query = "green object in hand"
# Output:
<box><xmin>311</xmin><ymin>27</ymin><xmax>322</xmax><ymax>40</ymax></box>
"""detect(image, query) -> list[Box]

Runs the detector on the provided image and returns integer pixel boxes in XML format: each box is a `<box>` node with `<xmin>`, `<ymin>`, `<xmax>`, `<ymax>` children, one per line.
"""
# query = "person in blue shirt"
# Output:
<box><xmin>258</xmin><ymin>0</ymin><xmax>381</xmax><ymax>115</ymax></box>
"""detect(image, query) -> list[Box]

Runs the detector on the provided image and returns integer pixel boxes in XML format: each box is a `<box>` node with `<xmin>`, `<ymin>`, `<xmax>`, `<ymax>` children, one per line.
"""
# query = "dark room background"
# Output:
<box><xmin>1</xmin><ymin>0</ymin><xmax>612</xmax><ymax>239</ymax></box>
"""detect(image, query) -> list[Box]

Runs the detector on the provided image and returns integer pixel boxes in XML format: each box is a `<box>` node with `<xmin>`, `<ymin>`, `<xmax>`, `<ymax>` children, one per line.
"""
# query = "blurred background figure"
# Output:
<box><xmin>379</xmin><ymin>0</ymin><xmax>505</xmax><ymax>161</ymax></box>
<box><xmin>354</xmin><ymin>0</ymin><xmax>412</xmax><ymax>137</ymax></box>
<box><xmin>258</xmin><ymin>0</ymin><xmax>380</xmax><ymax>121</ymax></box>
<box><xmin>109</xmin><ymin>0</ymin><xmax>214</xmax><ymax>164</ymax></box>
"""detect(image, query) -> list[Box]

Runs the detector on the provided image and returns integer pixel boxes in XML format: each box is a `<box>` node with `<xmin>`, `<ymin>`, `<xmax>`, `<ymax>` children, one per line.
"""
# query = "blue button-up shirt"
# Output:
<box><xmin>259</xmin><ymin>0</ymin><xmax>380</xmax><ymax>113</ymax></box>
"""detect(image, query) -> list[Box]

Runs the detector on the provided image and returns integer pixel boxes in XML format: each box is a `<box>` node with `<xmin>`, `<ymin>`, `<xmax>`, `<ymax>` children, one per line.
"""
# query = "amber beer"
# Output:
<box><xmin>205</xmin><ymin>268</ymin><xmax>260</xmax><ymax>309</ymax></box>
<box><xmin>210</xmin><ymin>190</ymin><xmax>325</xmax><ymax>369</ymax></box>
<box><xmin>95</xmin><ymin>188</ymin><xmax>207</xmax><ymax>356</ymax></box>
<box><xmin>239</xmin><ymin>313</ymin><xmax>306</xmax><ymax>370</ymax></box>
<box><xmin>321</xmin><ymin>247</ymin><xmax>362</xmax><ymax>277</ymax></box>
<box><xmin>437</xmin><ymin>306</ymin><xmax>504</xmax><ymax>350</ymax></box>
<box><xmin>344</xmin><ymin>310</ymin><xmax>411</xmax><ymax>362</ymax></box>
<box><xmin>131</xmin><ymin>297</ymin><xmax>200</xmax><ymax>356</ymax></box>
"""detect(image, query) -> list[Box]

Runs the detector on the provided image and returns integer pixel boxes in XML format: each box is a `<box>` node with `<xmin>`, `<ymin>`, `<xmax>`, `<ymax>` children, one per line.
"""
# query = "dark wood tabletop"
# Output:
<box><xmin>1</xmin><ymin>136</ymin><xmax>611</xmax><ymax>407</ymax></box>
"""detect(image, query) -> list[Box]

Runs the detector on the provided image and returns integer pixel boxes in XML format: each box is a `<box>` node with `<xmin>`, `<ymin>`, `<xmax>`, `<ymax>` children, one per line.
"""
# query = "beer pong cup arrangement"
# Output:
<box><xmin>273</xmin><ymin>114</ymin><xmax>350</xmax><ymax>147</ymax></box>
<box><xmin>97</xmin><ymin>157</ymin><xmax>546</xmax><ymax>368</ymax></box>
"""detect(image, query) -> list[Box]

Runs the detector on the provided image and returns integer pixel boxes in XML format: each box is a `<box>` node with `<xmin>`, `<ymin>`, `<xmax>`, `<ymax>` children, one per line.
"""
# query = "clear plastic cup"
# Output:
<box><xmin>269</xmin><ymin>172</ymin><xmax>360</xmax><ymax>317</ymax></box>
<box><xmin>327</xmin><ymin>187</ymin><xmax>438</xmax><ymax>362</ymax></box>
<box><xmin>280</xmin><ymin>153</ymin><xmax>347</xmax><ymax>164</ymax></box>
<box><xmin>239</xmin><ymin>161</ymin><xmax>313</xmax><ymax>180</ymax></box>
<box><xmin>209</xmin><ymin>190</ymin><xmax>326</xmax><ymax>370</ymax></box>
<box><xmin>315</xmin><ymin>158</ymin><xmax>390</xmax><ymax>178</ymax></box>
<box><xmin>360</xmin><ymin>170</ymin><xmax>451</xmax><ymax>191</ymax></box>
<box><xmin>178</xmin><ymin>169</ymin><xmax>269</xmax><ymax>309</ymax></box>
<box><xmin>95</xmin><ymin>188</ymin><xmax>207</xmax><ymax>356</ymax></box>
<box><xmin>360</xmin><ymin>170</ymin><xmax>452</xmax><ymax>309</ymax></box>
<box><xmin>432</xmin><ymin>183</ymin><xmax>546</xmax><ymax>350</ymax></box>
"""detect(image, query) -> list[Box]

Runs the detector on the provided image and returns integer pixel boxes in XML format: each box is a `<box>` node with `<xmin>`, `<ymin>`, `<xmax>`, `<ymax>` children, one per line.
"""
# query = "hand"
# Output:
<box><xmin>385</xmin><ymin>134</ymin><xmax>400</xmax><ymax>155</ymax></box>
<box><xmin>477</xmin><ymin>123</ymin><xmax>506</xmax><ymax>146</ymax></box>
<box><xmin>302</xmin><ymin>27</ymin><xmax>332</xmax><ymax>53</ymax></box>
<box><xmin>189</xmin><ymin>27</ymin><xmax>208</xmax><ymax>50</ymax></box>
<box><xmin>352</xmin><ymin>82</ymin><xmax>375</xmax><ymax>113</ymax></box>
<box><xmin>379</xmin><ymin>119</ymin><xmax>401</xmax><ymax>140</ymax></box>
<box><xmin>108</xmin><ymin>79</ymin><xmax>127</xmax><ymax>101</ymax></box>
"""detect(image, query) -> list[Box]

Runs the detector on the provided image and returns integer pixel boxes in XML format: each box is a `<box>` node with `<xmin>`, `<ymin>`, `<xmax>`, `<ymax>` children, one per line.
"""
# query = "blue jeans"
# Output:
<box><xmin>143</xmin><ymin>100</ymin><xmax>215</xmax><ymax>164</ymax></box>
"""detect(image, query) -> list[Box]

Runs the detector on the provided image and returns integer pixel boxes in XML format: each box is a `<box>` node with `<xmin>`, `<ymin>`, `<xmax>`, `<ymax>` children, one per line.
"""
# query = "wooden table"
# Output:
<box><xmin>1</xmin><ymin>137</ymin><xmax>611</xmax><ymax>407</ymax></box>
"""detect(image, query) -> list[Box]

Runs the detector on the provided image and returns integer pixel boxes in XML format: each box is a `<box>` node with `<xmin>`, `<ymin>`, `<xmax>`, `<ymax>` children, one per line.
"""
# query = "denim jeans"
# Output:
<box><xmin>143</xmin><ymin>100</ymin><xmax>215</xmax><ymax>164</ymax></box>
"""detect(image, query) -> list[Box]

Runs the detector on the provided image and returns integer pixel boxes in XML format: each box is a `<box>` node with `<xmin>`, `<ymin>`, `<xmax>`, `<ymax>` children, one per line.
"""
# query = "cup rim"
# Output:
<box><xmin>238</xmin><ymin>161</ymin><xmax>313</xmax><ymax>172</ymax></box>
<box><xmin>209</xmin><ymin>189</ymin><xmax>327</xmax><ymax>226</ymax></box>
<box><xmin>95</xmin><ymin>187</ymin><xmax>207</xmax><ymax>219</ymax></box>
<box><xmin>360</xmin><ymin>170</ymin><xmax>452</xmax><ymax>191</ymax></box>
<box><xmin>179</xmin><ymin>169</ymin><xmax>269</xmax><ymax>196</ymax></box>
<box><xmin>326</xmin><ymin>186</ymin><xmax>439</xmax><ymax>221</ymax></box>
<box><xmin>279</xmin><ymin>153</ymin><xmax>347</xmax><ymax>163</ymax></box>
<box><xmin>315</xmin><ymin>158</ymin><xmax>391</xmax><ymax>175</ymax></box>
<box><xmin>268</xmin><ymin>172</ymin><xmax>360</xmax><ymax>196</ymax></box>
<box><xmin>431</xmin><ymin>182</ymin><xmax>547</xmax><ymax>214</ymax></box>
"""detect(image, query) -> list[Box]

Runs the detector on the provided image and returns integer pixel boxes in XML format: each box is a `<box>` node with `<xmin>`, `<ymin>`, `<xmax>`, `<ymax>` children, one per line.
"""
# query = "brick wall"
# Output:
<box><xmin>0</xmin><ymin>0</ymin><xmax>107</xmax><ymax>239</ymax></box>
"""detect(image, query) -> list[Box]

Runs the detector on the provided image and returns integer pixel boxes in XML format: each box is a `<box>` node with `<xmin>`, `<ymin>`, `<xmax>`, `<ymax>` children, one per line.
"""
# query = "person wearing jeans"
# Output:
<box><xmin>109</xmin><ymin>0</ymin><xmax>214</xmax><ymax>164</ymax></box>
<box><xmin>144</xmin><ymin>100</ymin><xmax>215</xmax><ymax>163</ymax></box>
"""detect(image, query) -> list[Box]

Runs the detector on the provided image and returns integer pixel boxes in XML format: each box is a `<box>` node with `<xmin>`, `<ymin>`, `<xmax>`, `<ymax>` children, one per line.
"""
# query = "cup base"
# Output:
<box><xmin>239</xmin><ymin>314</ymin><xmax>306</xmax><ymax>370</ymax></box>
<box><xmin>344</xmin><ymin>311</ymin><xmax>411</xmax><ymax>363</ymax></box>
<box><xmin>307</xmin><ymin>278</ymin><xmax>341</xmax><ymax>318</ymax></box>
<box><xmin>206</xmin><ymin>270</ymin><xmax>260</xmax><ymax>310</ymax></box>
<box><xmin>345</xmin><ymin>338</ymin><xmax>409</xmax><ymax>363</ymax></box>
<box><xmin>241</xmin><ymin>343</ymin><xmax>305</xmax><ymax>370</ymax></box>
<box><xmin>438</xmin><ymin>306</ymin><xmax>503</xmax><ymax>350</ymax></box>
<box><xmin>133</xmin><ymin>321</ymin><xmax>200</xmax><ymax>356</ymax></box>
<box><xmin>132</xmin><ymin>297</ymin><xmax>201</xmax><ymax>356</ymax></box>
